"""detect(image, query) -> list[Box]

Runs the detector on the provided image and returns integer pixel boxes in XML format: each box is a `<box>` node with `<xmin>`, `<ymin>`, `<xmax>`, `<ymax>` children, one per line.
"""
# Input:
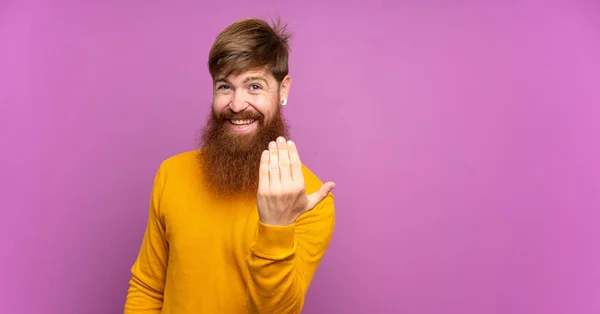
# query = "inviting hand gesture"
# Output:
<box><xmin>257</xmin><ymin>136</ymin><xmax>335</xmax><ymax>226</ymax></box>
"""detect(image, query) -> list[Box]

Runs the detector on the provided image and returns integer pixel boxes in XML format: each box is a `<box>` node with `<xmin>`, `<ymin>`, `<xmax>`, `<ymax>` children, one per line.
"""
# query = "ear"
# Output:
<box><xmin>279</xmin><ymin>75</ymin><xmax>292</xmax><ymax>104</ymax></box>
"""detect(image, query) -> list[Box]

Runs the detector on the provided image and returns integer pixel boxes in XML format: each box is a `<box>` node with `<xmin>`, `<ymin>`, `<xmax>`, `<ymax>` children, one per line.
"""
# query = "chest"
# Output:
<box><xmin>163</xmin><ymin>196</ymin><xmax>260</xmax><ymax>269</ymax></box>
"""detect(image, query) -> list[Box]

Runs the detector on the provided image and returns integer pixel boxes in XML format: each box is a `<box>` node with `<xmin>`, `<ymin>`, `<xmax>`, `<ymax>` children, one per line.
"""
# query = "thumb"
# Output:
<box><xmin>306</xmin><ymin>181</ymin><xmax>336</xmax><ymax>210</ymax></box>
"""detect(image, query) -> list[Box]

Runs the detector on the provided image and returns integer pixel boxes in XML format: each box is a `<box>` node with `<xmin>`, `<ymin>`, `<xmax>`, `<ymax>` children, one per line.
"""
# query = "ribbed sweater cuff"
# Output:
<box><xmin>251</xmin><ymin>221</ymin><xmax>297</xmax><ymax>260</ymax></box>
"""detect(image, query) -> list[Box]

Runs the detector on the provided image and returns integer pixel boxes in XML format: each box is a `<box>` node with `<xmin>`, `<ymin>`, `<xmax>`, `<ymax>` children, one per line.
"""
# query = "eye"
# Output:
<box><xmin>250</xmin><ymin>84</ymin><xmax>262</xmax><ymax>91</ymax></box>
<box><xmin>217</xmin><ymin>84</ymin><xmax>230</xmax><ymax>90</ymax></box>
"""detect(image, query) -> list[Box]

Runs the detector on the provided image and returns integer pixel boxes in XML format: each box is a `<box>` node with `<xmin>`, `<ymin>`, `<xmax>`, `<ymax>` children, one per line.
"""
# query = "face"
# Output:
<box><xmin>198</xmin><ymin>68</ymin><xmax>292</xmax><ymax>198</ymax></box>
<box><xmin>212</xmin><ymin>68</ymin><xmax>290</xmax><ymax>136</ymax></box>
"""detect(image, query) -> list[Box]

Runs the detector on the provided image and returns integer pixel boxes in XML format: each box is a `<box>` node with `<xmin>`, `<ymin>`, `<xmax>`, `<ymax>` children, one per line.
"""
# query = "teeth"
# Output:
<box><xmin>230</xmin><ymin>119</ymin><xmax>255</xmax><ymax>125</ymax></box>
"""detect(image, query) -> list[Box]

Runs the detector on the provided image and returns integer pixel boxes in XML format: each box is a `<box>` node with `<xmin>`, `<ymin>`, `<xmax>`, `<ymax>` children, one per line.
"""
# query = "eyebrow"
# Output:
<box><xmin>243</xmin><ymin>75</ymin><xmax>269</xmax><ymax>86</ymax></box>
<box><xmin>214</xmin><ymin>75</ymin><xmax>270</xmax><ymax>87</ymax></box>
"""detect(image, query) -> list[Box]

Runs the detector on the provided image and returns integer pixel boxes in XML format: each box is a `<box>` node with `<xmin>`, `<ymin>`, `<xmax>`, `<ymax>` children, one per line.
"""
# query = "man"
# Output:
<box><xmin>124</xmin><ymin>17</ymin><xmax>336</xmax><ymax>314</ymax></box>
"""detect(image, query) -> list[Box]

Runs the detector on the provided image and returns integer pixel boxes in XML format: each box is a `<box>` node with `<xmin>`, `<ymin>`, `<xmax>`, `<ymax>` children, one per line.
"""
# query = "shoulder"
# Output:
<box><xmin>301</xmin><ymin>164</ymin><xmax>334</xmax><ymax>199</ymax></box>
<box><xmin>157</xmin><ymin>150</ymin><xmax>200</xmax><ymax>174</ymax></box>
<box><xmin>300</xmin><ymin>163</ymin><xmax>335</xmax><ymax>215</ymax></box>
<box><xmin>150</xmin><ymin>150</ymin><xmax>203</xmax><ymax>215</ymax></box>
<box><xmin>301</xmin><ymin>165</ymin><xmax>321</xmax><ymax>193</ymax></box>
<box><xmin>153</xmin><ymin>150</ymin><xmax>201</xmax><ymax>188</ymax></box>
<box><xmin>161</xmin><ymin>149</ymin><xmax>199</xmax><ymax>168</ymax></box>
<box><xmin>296</xmin><ymin>164</ymin><xmax>336</xmax><ymax>239</ymax></box>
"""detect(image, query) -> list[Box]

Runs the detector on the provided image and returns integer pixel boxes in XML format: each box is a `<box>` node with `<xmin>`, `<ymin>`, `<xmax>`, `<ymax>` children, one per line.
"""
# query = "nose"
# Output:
<box><xmin>229</xmin><ymin>90</ymin><xmax>250</xmax><ymax>113</ymax></box>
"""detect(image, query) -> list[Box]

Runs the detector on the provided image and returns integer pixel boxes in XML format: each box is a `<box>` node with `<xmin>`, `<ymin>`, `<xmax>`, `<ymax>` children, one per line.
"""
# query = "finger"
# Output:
<box><xmin>287</xmin><ymin>140</ymin><xmax>303</xmax><ymax>182</ymax></box>
<box><xmin>306</xmin><ymin>181</ymin><xmax>336</xmax><ymax>210</ymax></box>
<box><xmin>276</xmin><ymin>137</ymin><xmax>292</xmax><ymax>186</ymax></box>
<box><xmin>268</xmin><ymin>141</ymin><xmax>280</xmax><ymax>188</ymax></box>
<box><xmin>258</xmin><ymin>150</ymin><xmax>270</xmax><ymax>192</ymax></box>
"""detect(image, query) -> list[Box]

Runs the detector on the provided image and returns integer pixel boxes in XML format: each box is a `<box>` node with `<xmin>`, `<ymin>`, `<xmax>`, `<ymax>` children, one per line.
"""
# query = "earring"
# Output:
<box><xmin>281</xmin><ymin>98</ymin><xmax>287</xmax><ymax>106</ymax></box>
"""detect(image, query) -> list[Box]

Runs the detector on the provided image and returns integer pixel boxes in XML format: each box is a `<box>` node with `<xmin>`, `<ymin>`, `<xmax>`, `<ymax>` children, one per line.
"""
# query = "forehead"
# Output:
<box><xmin>215</xmin><ymin>68</ymin><xmax>275</xmax><ymax>84</ymax></box>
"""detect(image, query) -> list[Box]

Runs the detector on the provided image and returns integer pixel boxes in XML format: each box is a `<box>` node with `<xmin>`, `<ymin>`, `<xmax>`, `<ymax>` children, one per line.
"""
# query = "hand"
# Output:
<box><xmin>257</xmin><ymin>136</ymin><xmax>336</xmax><ymax>226</ymax></box>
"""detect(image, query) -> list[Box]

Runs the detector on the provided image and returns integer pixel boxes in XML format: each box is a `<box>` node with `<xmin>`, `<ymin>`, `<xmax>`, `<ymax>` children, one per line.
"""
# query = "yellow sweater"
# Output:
<box><xmin>124</xmin><ymin>151</ymin><xmax>335</xmax><ymax>314</ymax></box>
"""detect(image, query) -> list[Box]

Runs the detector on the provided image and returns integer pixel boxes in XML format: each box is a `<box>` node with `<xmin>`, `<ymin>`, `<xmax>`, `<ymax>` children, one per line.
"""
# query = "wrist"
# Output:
<box><xmin>258</xmin><ymin>213</ymin><xmax>296</xmax><ymax>226</ymax></box>
<box><xmin>251</xmin><ymin>221</ymin><xmax>296</xmax><ymax>259</ymax></box>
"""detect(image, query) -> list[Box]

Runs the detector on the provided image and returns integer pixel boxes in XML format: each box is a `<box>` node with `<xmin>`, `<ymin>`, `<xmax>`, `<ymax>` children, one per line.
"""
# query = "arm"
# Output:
<box><xmin>124</xmin><ymin>165</ymin><xmax>168</xmax><ymax>314</ymax></box>
<box><xmin>248</xmin><ymin>137</ymin><xmax>336</xmax><ymax>313</ymax></box>
<box><xmin>247</xmin><ymin>193</ymin><xmax>335</xmax><ymax>313</ymax></box>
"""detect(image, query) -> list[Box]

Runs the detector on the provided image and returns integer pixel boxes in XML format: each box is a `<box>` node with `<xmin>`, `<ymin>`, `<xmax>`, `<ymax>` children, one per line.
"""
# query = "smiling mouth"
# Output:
<box><xmin>229</xmin><ymin>119</ymin><xmax>256</xmax><ymax>125</ymax></box>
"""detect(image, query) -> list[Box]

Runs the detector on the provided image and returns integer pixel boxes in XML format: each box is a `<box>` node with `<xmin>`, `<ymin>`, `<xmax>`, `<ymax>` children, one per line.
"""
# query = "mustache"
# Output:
<box><xmin>216</xmin><ymin>108</ymin><xmax>264</xmax><ymax>121</ymax></box>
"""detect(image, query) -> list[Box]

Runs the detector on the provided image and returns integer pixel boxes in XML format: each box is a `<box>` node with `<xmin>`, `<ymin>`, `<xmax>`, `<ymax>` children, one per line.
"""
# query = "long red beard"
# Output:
<box><xmin>198</xmin><ymin>106</ymin><xmax>289</xmax><ymax>199</ymax></box>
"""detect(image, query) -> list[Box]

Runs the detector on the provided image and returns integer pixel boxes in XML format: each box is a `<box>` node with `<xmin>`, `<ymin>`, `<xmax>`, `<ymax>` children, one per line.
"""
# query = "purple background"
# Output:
<box><xmin>1</xmin><ymin>1</ymin><xmax>599</xmax><ymax>313</ymax></box>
